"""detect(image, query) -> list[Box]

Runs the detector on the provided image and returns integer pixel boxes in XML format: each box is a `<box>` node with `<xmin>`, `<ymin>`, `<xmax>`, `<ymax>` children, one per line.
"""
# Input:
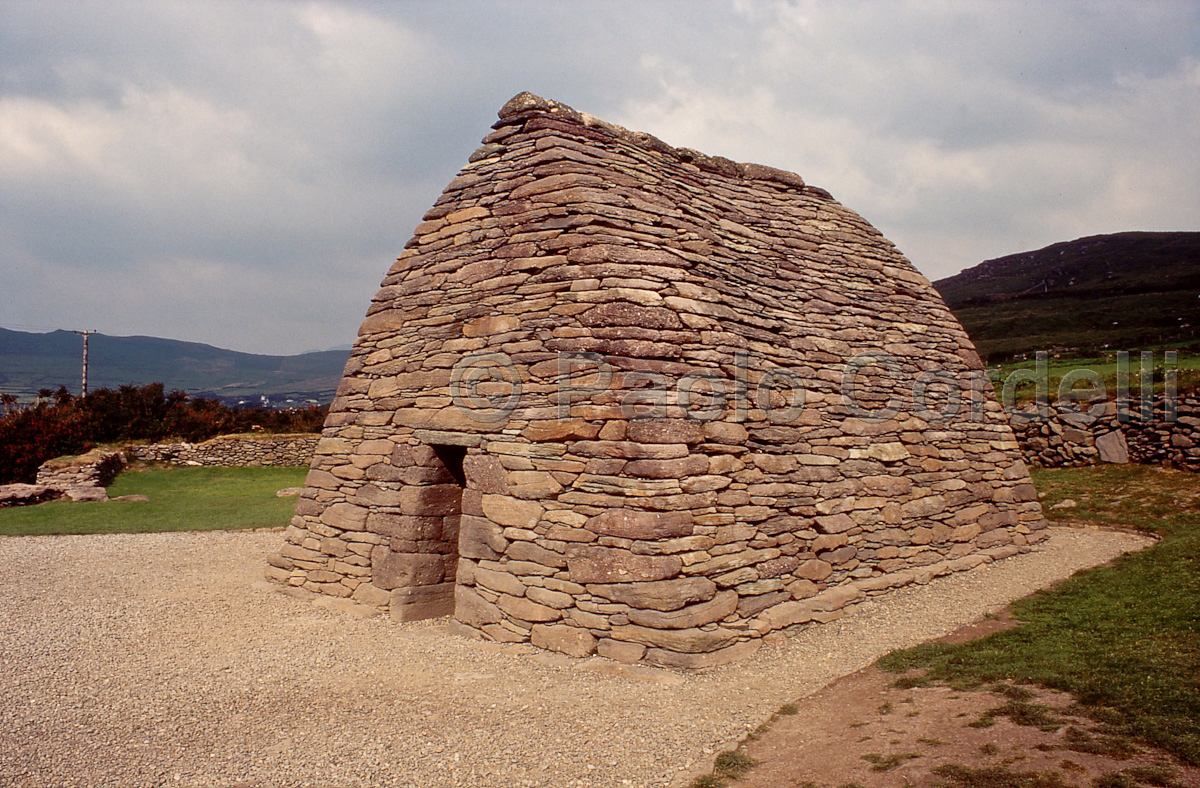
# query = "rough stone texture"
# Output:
<box><xmin>1008</xmin><ymin>394</ymin><xmax>1200</xmax><ymax>471</ymax></box>
<box><xmin>31</xmin><ymin>449</ymin><xmax>126</xmax><ymax>504</ymax></box>
<box><xmin>266</xmin><ymin>91</ymin><xmax>1047</xmax><ymax>668</ymax></box>
<box><xmin>1095</xmin><ymin>429</ymin><xmax>1130</xmax><ymax>464</ymax></box>
<box><xmin>128</xmin><ymin>434</ymin><xmax>318</xmax><ymax>467</ymax></box>
<box><xmin>0</xmin><ymin>483</ymin><xmax>63</xmax><ymax>508</ymax></box>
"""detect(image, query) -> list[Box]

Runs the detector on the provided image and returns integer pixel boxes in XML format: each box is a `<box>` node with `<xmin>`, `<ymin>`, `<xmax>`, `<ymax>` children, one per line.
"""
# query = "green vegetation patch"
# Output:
<box><xmin>987</xmin><ymin>348</ymin><xmax>1200</xmax><ymax>405</ymax></box>
<box><xmin>982</xmin><ymin>699</ymin><xmax>1065</xmax><ymax>733</ymax></box>
<box><xmin>952</xmin><ymin>295</ymin><xmax>1200</xmax><ymax>365</ymax></box>
<box><xmin>862</xmin><ymin>752</ymin><xmax>922</xmax><ymax>772</ymax></box>
<box><xmin>714</xmin><ymin>751</ymin><xmax>757</xmax><ymax>777</ymax></box>
<box><xmin>0</xmin><ymin>466</ymin><xmax>307</xmax><ymax>536</ymax></box>
<box><xmin>691</xmin><ymin>750</ymin><xmax>759</xmax><ymax>787</ymax></box>
<box><xmin>1062</xmin><ymin>726</ymin><xmax>1141</xmax><ymax>760</ymax></box>
<box><xmin>879</xmin><ymin>466</ymin><xmax>1200</xmax><ymax>766</ymax></box>
<box><xmin>931</xmin><ymin>763</ymin><xmax>1072</xmax><ymax>788</ymax></box>
<box><xmin>0</xmin><ymin>382</ymin><xmax>324</xmax><ymax>483</ymax></box>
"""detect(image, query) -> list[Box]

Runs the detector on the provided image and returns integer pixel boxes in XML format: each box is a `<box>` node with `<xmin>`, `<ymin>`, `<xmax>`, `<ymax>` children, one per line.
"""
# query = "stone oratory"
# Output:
<box><xmin>266</xmin><ymin>92</ymin><xmax>1047</xmax><ymax>668</ymax></box>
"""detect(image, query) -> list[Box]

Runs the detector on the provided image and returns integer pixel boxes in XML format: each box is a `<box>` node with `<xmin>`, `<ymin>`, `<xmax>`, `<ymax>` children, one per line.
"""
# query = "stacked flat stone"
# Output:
<box><xmin>1010</xmin><ymin>394</ymin><xmax>1200</xmax><ymax>470</ymax></box>
<box><xmin>35</xmin><ymin>449</ymin><xmax>125</xmax><ymax>502</ymax></box>
<box><xmin>266</xmin><ymin>92</ymin><xmax>1047</xmax><ymax>668</ymax></box>
<box><xmin>128</xmin><ymin>435</ymin><xmax>318</xmax><ymax>467</ymax></box>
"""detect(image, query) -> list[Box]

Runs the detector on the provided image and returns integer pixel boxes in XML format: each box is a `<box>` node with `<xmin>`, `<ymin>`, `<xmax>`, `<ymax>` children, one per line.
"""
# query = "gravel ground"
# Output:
<box><xmin>0</xmin><ymin>526</ymin><xmax>1151</xmax><ymax>788</ymax></box>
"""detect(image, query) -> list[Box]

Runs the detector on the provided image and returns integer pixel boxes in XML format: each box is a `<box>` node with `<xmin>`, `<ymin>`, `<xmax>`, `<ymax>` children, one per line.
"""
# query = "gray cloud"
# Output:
<box><xmin>1</xmin><ymin>0</ymin><xmax>1197</xmax><ymax>354</ymax></box>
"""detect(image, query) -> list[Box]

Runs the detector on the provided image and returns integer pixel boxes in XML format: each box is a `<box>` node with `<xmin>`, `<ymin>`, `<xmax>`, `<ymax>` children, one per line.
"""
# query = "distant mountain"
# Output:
<box><xmin>0</xmin><ymin>329</ymin><xmax>350</xmax><ymax>404</ymax></box>
<box><xmin>932</xmin><ymin>231</ymin><xmax>1200</xmax><ymax>361</ymax></box>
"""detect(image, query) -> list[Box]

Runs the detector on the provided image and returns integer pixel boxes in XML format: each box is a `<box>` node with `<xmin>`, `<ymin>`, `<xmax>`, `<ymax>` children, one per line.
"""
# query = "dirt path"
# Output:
<box><xmin>730</xmin><ymin>651</ymin><xmax>1200</xmax><ymax>788</ymax></box>
<box><xmin>0</xmin><ymin>527</ymin><xmax>1151</xmax><ymax>788</ymax></box>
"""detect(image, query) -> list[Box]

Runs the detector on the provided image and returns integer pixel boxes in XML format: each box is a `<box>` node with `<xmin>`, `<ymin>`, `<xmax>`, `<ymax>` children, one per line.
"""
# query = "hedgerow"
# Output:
<box><xmin>0</xmin><ymin>384</ymin><xmax>325</xmax><ymax>483</ymax></box>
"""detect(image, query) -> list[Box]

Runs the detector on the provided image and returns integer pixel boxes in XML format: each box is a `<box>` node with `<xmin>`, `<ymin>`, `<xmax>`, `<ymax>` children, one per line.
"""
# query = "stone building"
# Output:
<box><xmin>266</xmin><ymin>93</ymin><xmax>1047</xmax><ymax>668</ymax></box>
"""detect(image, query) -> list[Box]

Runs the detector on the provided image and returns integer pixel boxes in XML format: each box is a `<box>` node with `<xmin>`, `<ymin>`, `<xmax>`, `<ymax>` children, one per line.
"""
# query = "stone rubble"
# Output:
<box><xmin>268</xmin><ymin>91</ymin><xmax>1048</xmax><ymax>668</ymax></box>
<box><xmin>0</xmin><ymin>483</ymin><xmax>63</xmax><ymax>508</ymax></box>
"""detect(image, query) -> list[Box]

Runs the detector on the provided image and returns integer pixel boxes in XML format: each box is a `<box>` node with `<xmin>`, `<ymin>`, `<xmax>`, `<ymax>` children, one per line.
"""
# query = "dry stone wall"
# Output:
<box><xmin>2</xmin><ymin>435</ymin><xmax>315</xmax><ymax>509</ymax></box>
<box><xmin>129</xmin><ymin>434</ymin><xmax>318</xmax><ymax>467</ymax></box>
<box><xmin>34</xmin><ymin>449</ymin><xmax>125</xmax><ymax>502</ymax></box>
<box><xmin>1010</xmin><ymin>394</ymin><xmax>1200</xmax><ymax>471</ymax></box>
<box><xmin>267</xmin><ymin>93</ymin><xmax>1047</xmax><ymax>669</ymax></box>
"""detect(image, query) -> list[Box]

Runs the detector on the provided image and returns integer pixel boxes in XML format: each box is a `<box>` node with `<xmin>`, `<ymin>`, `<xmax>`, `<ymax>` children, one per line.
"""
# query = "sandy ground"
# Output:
<box><xmin>0</xmin><ymin>526</ymin><xmax>1152</xmax><ymax>788</ymax></box>
<box><xmin>735</xmin><ymin>645</ymin><xmax>1200</xmax><ymax>788</ymax></box>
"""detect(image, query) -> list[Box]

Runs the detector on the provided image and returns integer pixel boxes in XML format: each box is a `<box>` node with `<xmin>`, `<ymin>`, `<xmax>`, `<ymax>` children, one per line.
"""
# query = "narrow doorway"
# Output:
<box><xmin>432</xmin><ymin>443</ymin><xmax>467</xmax><ymax>488</ymax></box>
<box><xmin>387</xmin><ymin>442</ymin><xmax>469</xmax><ymax>622</ymax></box>
<box><xmin>429</xmin><ymin>443</ymin><xmax>467</xmax><ymax>604</ymax></box>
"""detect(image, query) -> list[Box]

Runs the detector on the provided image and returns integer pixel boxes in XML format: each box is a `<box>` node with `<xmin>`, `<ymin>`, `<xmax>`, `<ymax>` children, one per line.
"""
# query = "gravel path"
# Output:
<box><xmin>0</xmin><ymin>526</ymin><xmax>1150</xmax><ymax>788</ymax></box>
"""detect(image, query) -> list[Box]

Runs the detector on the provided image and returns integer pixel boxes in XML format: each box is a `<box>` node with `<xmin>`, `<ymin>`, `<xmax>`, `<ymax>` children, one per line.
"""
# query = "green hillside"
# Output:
<box><xmin>0</xmin><ymin>329</ymin><xmax>349</xmax><ymax>404</ymax></box>
<box><xmin>933</xmin><ymin>231</ymin><xmax>1200</xmax><ymax>361</ymax></box>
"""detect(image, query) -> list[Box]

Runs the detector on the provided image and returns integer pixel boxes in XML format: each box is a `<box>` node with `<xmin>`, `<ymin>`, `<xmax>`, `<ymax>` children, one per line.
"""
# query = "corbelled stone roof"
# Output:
<box><xmin>267</xmin><ymin>92</ymin><xmax>1047</xmax><ymax>669</ymax></box>
<box><xmin>495</xmin><ymin>92</ymin><xmax>808</xmax><ymax>189</ymax></box>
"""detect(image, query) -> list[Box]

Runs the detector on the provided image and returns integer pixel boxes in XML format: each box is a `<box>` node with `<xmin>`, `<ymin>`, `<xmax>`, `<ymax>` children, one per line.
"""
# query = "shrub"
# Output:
<box><xmin>0</xmin><ymin>383</ymin><xmax>326</xmax><ymax>483</ymax></box>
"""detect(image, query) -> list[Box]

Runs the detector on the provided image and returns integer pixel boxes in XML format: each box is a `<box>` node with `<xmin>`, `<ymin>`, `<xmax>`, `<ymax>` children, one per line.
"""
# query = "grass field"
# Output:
<box><xmin>0</xmin><ymin>465</ymin><xmax>307</xmax><ymax>536</ymax></box>
<box><xmin>990</xmin><ymin>347</ymin><xmax>1200</xmax><ymax>405</ymax></box>
<box><xmin>879</xmin><ymin>465</ymin><xmax>1200</xmax><ymax>766</ymax></box>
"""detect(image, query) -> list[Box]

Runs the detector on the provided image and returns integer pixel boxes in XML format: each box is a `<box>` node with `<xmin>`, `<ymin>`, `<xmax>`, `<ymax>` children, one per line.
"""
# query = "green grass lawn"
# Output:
<box><xmin>990</xmin><ymin>347</ymin><xmax>1200</xmax><ymax>405</ymax></box>
<box><xmin>878</xmin><ymin>465</ymin><xmax>1200</xmax><ymax>766</ymax></box>
<box><xmin>0</xmin><ymin>465</ymin><xmax>308</xmax><ymax>536</ymax></box>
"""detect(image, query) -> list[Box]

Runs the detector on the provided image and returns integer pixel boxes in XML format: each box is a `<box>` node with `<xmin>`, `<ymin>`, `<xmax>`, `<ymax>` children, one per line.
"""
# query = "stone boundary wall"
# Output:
<box><xmin>129</xmin><ymin>434</ymin><xmax>318</xmax><ymax>468</ymax></box>
<box><xmin>2</xmin><ymin>435</ymin><xmax>318</xmax><ymax>508</ymax></box>
<box><xmin>1008</xmin><ymin>394</ymin><xmax>1200</xmax><ymax>471</ymax></box>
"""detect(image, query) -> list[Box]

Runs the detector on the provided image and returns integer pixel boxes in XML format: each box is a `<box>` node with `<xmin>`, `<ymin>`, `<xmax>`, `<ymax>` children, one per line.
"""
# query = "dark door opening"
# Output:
<box><xmin>432</xmin><ymin>443</ymin><xmax>468</xmax><ymax>488</ymax></box>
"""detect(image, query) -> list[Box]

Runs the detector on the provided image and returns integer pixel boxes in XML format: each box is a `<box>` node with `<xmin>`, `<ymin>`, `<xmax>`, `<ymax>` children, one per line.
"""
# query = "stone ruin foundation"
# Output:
<box><xmin>266</xmin><ymin>92</ymin><xmax>1048</xmax><ymax>669</ymax></box>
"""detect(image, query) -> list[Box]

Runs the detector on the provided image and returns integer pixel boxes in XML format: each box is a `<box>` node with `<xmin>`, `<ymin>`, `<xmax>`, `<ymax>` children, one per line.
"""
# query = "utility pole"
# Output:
<box><xmin>73</xmin><ymin>330</ymin><xmax>96</xmax><ymax>396</ymax></box>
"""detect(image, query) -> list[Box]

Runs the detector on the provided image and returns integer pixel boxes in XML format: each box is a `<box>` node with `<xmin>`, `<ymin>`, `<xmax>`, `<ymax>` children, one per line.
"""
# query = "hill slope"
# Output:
<box><xmin>933</xmin><ymin>231</ymin><xmax>1200</xmax><ymax>361</ymax></box>
<box><xmin>0</xmin><ymin>329</ymin><xmax>349</xmax><ymax>404</ymax></box>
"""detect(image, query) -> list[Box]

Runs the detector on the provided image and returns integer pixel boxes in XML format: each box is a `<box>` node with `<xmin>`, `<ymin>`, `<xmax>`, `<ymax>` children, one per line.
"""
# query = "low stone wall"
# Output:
<box><xmin>129</xmin><ymin>434</ymin><xmax>318</xmax><ymax>467</ymax></box>
<box><xmin>1009</xmin><ymin>394</ymin><xmax>1200</xmax><ymax>471</ymax></box>
<box><xmin>2</xmin><ymin>435</ymin><xmax>318</xmax><ymax>508</ymax></box>
<box><xmin>35</xmin><ymin>449</ymin><xmax>126</xmax><ymax>502</ymax></box>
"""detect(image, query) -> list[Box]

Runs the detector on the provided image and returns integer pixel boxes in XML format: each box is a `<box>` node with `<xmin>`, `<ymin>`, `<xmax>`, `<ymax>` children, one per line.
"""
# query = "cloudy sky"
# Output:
<box><xmin>2</xmin><ymin>1</ymin><xmax>1198</xmax><ymax>355</ymax></box>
